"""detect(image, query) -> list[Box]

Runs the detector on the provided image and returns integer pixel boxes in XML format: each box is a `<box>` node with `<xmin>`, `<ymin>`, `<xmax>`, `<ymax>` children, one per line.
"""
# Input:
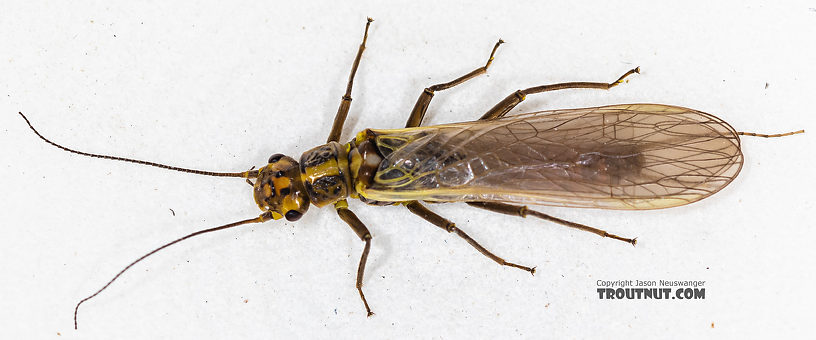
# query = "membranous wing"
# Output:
<box><xmin>361</xmin><ymin>104</ymin><xmax>743</xmax><ymax>209</ymax></box>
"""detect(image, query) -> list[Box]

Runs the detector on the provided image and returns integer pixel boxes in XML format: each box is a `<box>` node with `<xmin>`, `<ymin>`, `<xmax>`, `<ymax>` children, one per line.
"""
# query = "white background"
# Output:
<box><xmin>1</xmin><ymin>1</ymin><xmax>814</xmax><ymax>339</ymax></box>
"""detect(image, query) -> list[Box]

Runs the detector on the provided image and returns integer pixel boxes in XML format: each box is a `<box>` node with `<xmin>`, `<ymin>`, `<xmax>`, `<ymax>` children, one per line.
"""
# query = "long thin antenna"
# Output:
<box><xmin>19</xmin><ymin>112</ymin><xmax>256</xmax><ymax>178</ymax></box>
<box><xmin>738</xmin><ymin>129</ymin><xmax>805</xmax><ymax>138</ymax></box>
<box><xmin>74</xmin><ymin>213</ymin><xmax>272</xmax><ymax>329</ymax></box>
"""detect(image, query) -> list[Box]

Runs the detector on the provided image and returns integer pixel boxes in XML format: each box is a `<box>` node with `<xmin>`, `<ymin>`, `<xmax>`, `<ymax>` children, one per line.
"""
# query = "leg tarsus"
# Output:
<box><xmin>425</xmin><ymin>39</ymin><xmax>504</xmax><ymax>92</ymax></box>
<box><xmin>480</xmin><ymin>67</ymin><xmax>641</xmax><ymax>120</ymax></box>
<box><xmin>450</xmin><ymin>224</ymin><xmax>536</xmax><ymax>274</ymax></box>
<box><xmin>467</xmin><ymin>201</ymin><xmax>637</xmax><ymax>245</ymax></box>
<box><xmin>405</xmin><ymin>39</ymin><xmax>505</xmax><ymax>128</ymax></box>
<box><xmin>737</xmin><ymin>130</ymin><xmax>805</xmax><ymax>138</ymax></box>
<box><xmin>404</xmin><ymin>201</ymin><xmax>535</xmax><ymax>274</ymax></box>
<box><xmin>327</xmin><ymin>18</ymin><xmax>374</xmax><ymax>143</ymax></box>
<box><xmin>335</xmin><ymin>202</ymin><xmax>375</xmax><ymax>316</ymax></box>
<box><xmin>356</xmin><ymin>235</ymin><xmax>374</xmax><ymax>317</ymax></box>
<box><xmin>612</xmin><ymin>66</ymin><xmax>640</xmax><ymax>86</ymax></box>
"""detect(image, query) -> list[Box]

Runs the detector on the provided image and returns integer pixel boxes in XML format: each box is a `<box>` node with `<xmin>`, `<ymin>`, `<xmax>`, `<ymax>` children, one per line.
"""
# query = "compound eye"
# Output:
<box><xmin>268</xmin><ymin>153</ymin><xmax>284</xmax><ymax>163</ymax></box>
<box><xmin>285</xmin><ymin>210</ymin><xmax>303</xmax><ymax>222</ymax></box>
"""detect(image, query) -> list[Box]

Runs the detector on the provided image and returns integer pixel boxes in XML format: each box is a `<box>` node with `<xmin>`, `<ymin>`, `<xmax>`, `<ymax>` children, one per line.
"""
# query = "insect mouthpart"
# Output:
<box><xmin>253</xmin><ymin>154</ymin><xmax>310</xmax><ymax>221</ymax></box>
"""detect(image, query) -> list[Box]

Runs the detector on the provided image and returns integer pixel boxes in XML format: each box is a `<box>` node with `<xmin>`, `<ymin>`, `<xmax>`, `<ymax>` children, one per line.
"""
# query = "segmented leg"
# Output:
<box><xmin>400</xmin><ymin>41</ymin><xmax>509</xmax><ymax>239</ymax></box>
<box><xmin>467</xmin><ymin>202</ymin><xmax>637</xmax><ymax>246</ymax></box>
<box><xmin>405</xmin><ymin>201</ymin><xmax>535</xmax><ymax>274</ymax></box>
<box><xmin>480</xmin><ymin>67</ymin><xmax>640</xmax><ymax>120</ymax></box>
<box><xmin>405</xmin><ymin>40</ymin><xmax>504</xmax><ymax>128</ymax></box>
<box><xmin>334</xmin><ymin>200</ymin><xmax>374</xmax><ymax>316</ymax></box>
<box><xmin>326</xmin><ymin>18</ymin><xmax>374</xmax><ymax>143</ymax></box>
<box><xmin>737</xmin><ymin>130</ymin><xmax>805</xmax><ymax>138</ymax></box>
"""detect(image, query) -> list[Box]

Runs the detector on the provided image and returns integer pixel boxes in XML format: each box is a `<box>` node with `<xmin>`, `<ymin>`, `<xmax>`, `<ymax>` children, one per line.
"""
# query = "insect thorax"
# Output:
<box><xmin>346</xmin><ymin>129</ymin><xmax>394</xmax><ymax>206</ymax></box>
<box><xmin>299</xmin><ymin>141</ymin><xmax>354</xmax><ymax>207</ymax></box>
<box><xmin>264</xmin><ymin>133</ymin><xmax>393</xmax><ymax>214</ymax></box>
<box><xmin>295</xmin><ymin>129</ymin><xmax>412</xmax><ymax>210</ymax></box>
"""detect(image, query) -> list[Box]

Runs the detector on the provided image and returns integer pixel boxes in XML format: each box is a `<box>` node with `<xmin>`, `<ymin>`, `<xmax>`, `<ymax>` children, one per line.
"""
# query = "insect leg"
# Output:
<box><xmin>467</xmin><ymin>202</ymin><xmax>637</xmax><ymax>246</ymax></box>
<box><xmin>738</xmin><ymin>130</ymin><xmax>804</xmax><ymax>138</ymax></box>
<box><xmin>327</xmin><ymin>18</ymin><xmax>374</xmax><ymax>143</ymax></box>
<box><xmin>405</xmin><ymin>201</ymin><xmax>535</xmax><ymax>274</ymax></box>
<box><xmin>405</xmin><ymin>40</ymin><xmax>504</xmax><ymax>128</ymax></box>
<box><xmin>479</xmin><ymin>67</ymin><xmax>640</xmax><ymax>120</ymax></box>
<box><xmin>334</xmin><ymin>200</ymin><xmax>375</xmax><ymax>316</ymax></box>
<box><xmin>401</xmin><ymin>41</ymin><xmax>509</xmax><ymax>243</ymax></box>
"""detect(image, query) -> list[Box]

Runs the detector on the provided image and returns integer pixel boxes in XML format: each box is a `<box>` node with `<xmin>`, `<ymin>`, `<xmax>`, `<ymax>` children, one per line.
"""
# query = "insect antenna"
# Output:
<box><xmin>73</xmin><ymin>213</ymin><xmax>272</xmax><ymax>330</ymax></box>
<box><xmin>737</xmin><ymin>129</ymin><xmax>805</xmax><ymax>138</ymax></box>
<box><xmin>18</xmin><ymin>112</ymin><xmax>257</xmax><ymax>178</ymax></box>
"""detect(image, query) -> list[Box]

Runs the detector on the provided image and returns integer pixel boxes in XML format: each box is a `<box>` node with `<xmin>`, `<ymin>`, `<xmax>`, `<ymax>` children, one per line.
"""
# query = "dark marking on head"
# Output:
<box><xmin>279</xmin><ymin>187</ymin><xmax>291</xmax><ymax>196</ymax></box>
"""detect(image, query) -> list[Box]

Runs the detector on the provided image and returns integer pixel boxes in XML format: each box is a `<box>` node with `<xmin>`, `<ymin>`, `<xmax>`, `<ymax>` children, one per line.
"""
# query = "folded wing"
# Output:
<box><xmin>362</xmin><ymin>104</ymin><xmax>743</xmax><ymax>210</ymax></box>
